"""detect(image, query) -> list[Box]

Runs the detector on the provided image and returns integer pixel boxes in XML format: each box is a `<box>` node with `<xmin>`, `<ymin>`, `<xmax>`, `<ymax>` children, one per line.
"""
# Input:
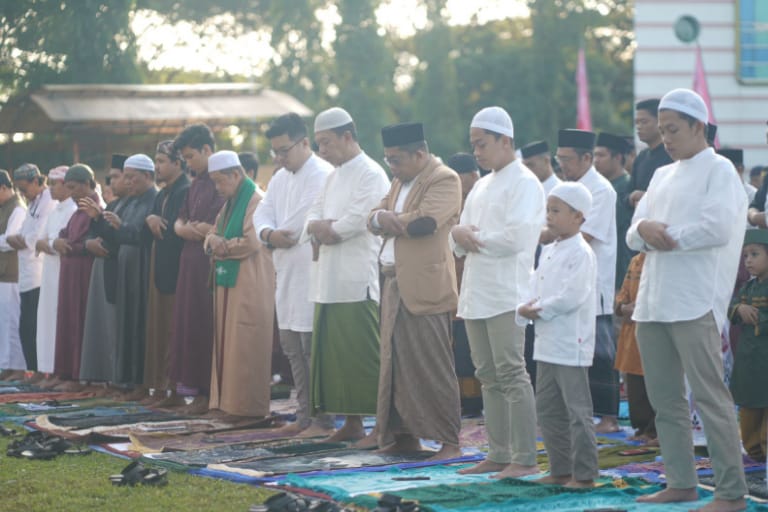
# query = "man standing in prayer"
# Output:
<box><xmin>452</xmin><ymin>108</ymin><xmax>545</xmax><ymax>477</ymax></box>
<box><xmin>108</xmin><ymin>154</ymin><xmax>158</xmax><ymax>397</ymax></box>
<box><xmin>143</xmin><ymin>141</ymin><xmax>190</xmax><ymax>406</ymax></box>
<box><xmin>627</xmin><ymin>88</ymin><xmax>748</xmax><ymax>512</ymax></box>
<box><xmin>253</xmin><ymin>113</ymin><xmax>333</xmax><ymax>435</ymax></box>
<box><xmin>370</xmin><ymin>122</ymin><xmax>462</xmax><ymax>459</ymax></box>
<box><xmin>555</xmin><ymin>128</ymin><xmax>619</xmax><ymax>434</ymax></box>
<box><xmin>206</xmin><ymin>150</ymin><xmax>275</xmax><ymax>418</ymax></box>
<box><xmin>34</xmin><ymin>166</ymin><xmax>76</xmax><ymax>378</ymax></box>
<box><xmin>0</xmin><ymin>170</ymin><xmax>27</xmax><ymax>377</ymax></box>
<box><xmin>627</xmin><ymin>99</ymin><xmax>672</xmax><ymax>209</ymax></box>
<box><xmin>170</xmin><ymin>124</ymin><xmax>226</xmax><ymax>414</ymax></box>
<box><xmin>52</xmin><ymin>165</ymin><xmax>100</xmax><ymax>390</ymax></box>
<box><xmin>521</xmin><ymin>140</ymin><xmax>560</xmax><ymax>195</ymax></box>
<box><xmin>303</xmin><ymin>107</ymin><xmax>390</xmax><ymax>443</ymax></box>
<box><xmin>77</xmin><ymin>154</ymin><xmax>128</xmax><ymax>391</ymax></box>
<box><xmin>594</xmin><ymin>132</ymin><xmax>633</xmax><ymax>290</ymax></box>
<box><xmin>5</xmin><ymin>164</ymin><xmax>55</xmax><ymax>378</ymax></box>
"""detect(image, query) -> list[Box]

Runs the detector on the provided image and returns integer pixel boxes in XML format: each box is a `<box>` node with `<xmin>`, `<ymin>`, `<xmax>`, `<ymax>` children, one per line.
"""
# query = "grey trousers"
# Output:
<box><xmin>279</xmin><ymin>329</ymin><xmax>334</xmax><ymax>429</ymax></box>
<box><xmin>636</xmin><ymin>312</ymin><xmax>747</xmax><ymax>500</ymax></box>
<box><xmin>465</xmin><ymin>312</ymin><xmax>537</xmax><ymax>465</ymax></box>
<box><xmin>536</xmin><ymin>361</ymin><xmax>598</xmax><ymax>481</ymax></box>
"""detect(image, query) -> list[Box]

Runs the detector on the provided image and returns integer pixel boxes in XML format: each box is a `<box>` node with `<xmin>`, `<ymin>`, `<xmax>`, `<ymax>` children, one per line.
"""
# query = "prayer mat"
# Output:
<box><xmin>700</xmin><ymin>471</ymin><xmax>768</xmax><ymax>500</ymax></box>
<box><xmin>346</xmin><ymin>478</ymin><xmax>768</xmax><ymax>512</ymax></box>
<box><xmin>0</xmin><ymin>390</ymin><xmax>95</xmax><ymax>403</ymax></box>
<box><xmin>43</xmin><ymin>410</ymin><xmax>184</xmax><ymax>429</ymax></box>
<box><xmin>209</xmin><ymin>449</ymin><xmax>438</xmax><ymax>477</ymax></box>
<box><xmin>141</xmin><ymin>441</ymin><xmax>348</xmax><ymax>470</ymax></box>
<box><xmin>0</xmin><ymin>384</ymin><xmax>40</xmax><ymax>394</ymax></box>
<box><xmin>129</xmin><ymin>427</ymin><xmax>311</xmax><ymax>453</ymax></box>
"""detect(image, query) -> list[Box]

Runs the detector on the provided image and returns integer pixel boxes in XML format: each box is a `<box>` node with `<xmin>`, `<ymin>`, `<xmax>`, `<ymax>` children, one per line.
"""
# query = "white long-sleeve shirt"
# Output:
<box><xmin>517</xmin><ymin>233</ymin><xmax>597</xmax><ymax>367</ymax></box>
<box><xmin>252</xmin><ymin>155</ymin><xmax>331</xmax><ymax>331</ymax></box>
<box><xmin>16</xmin><ymin>188</ymin><xmax>56</xmax><ymax>291</ymax></box>
<box><xmin>451</xmin><ymin>159</ymin><xmax>545</xmax><ymax>319</ymax></box>
<box><xmin>302</xmin><ymin>152</ymin><xmax>390</xmax><ymax>304</ymax></box>
<box><xmin>627</xmin><ymin>147</ymin><xmax>747</xmax><ymax>331</ymax></box>
<box><xmin>578</xmin><ymin>166</ymin><xmax>617</xmax><ymax>315</ymax></box>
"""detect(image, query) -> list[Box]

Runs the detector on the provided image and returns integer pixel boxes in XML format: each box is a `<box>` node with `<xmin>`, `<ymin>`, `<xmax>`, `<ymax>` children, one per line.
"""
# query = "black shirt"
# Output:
<box><xmin>627</xmin><ymin>143</ymin><xmax>673</xmax><ymax>208</ymax></box>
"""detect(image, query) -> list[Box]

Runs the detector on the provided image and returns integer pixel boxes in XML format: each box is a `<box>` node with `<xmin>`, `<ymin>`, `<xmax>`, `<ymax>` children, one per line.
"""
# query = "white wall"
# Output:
<box><xmin>635</xmin><ymin>0</ymin><xmax>768</xmax><ymax>168</ymax></box>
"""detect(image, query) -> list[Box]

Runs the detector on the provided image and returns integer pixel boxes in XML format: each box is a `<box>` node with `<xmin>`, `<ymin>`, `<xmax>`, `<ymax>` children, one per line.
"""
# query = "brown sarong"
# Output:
<box><xmin>143</xmin><ymin>249</ymin><xmax>176</xmax><ymax>390</ymax></box>
<box><xmin>376</xmin><ymin>274</ymin><xmax>461</xmax><ymax>447</ymax></box>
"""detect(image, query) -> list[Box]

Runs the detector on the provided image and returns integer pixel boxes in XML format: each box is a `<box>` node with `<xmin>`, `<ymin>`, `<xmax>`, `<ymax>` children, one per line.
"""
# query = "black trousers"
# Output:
<box><xmin>20</xmin><ymin>287</ymin><xmax>40</xmax><ymax>372</ymax></box>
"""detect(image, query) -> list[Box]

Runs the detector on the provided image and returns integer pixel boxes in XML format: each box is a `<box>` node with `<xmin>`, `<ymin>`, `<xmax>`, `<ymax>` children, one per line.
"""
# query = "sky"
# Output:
<box><xmin>132</xmin><ymin>0</ymin><xmax>529</xmax><ymax>77</ymax></box>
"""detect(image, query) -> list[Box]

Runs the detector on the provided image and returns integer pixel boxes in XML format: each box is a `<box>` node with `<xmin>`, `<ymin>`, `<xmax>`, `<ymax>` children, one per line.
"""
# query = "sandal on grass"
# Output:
<box><xmin>0</xmin><ymin>425</ymin><xmax>17</xmax><ymax>437</ymax></box>
<box><xmin>252</xmin><ymin>492</ymin><xmax>312</xmax><ymax>512</ymax></box>
<box><xmin>110</xmin><ymin>460</ymin><xmax>168</xmax><ymax>487</ymax></box>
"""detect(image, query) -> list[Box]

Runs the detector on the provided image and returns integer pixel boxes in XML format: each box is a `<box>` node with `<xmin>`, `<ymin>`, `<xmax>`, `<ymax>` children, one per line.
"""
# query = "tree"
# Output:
<box><xmin>0</xmin><ymin>0</ymin><xmax>141</xmax><ymax>96</ymax></box>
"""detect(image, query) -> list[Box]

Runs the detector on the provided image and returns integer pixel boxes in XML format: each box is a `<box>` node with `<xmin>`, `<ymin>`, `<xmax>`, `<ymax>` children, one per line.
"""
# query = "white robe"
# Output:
<box><xmin>36</xmin><ymin>197</ymin><xmax>76</xmax><ymax>372</ymax></box>
<box><xmin>252</xmin><ymin>155</ymin><xmax>331</xmax><ymax>331</ymax></box>
<box><xmin>0</xmin><ymin>206</ymin><xmax>28</xmax><ymax>370</ymax></box>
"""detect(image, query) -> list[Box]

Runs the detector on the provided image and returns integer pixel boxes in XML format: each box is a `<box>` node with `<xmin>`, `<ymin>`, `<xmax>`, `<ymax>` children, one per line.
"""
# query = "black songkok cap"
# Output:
<box><xmin>717</xmin><ymin>148</ymin><xmax>743</xmax><ymax>166</ymax></box>
<box><xmin>381</xmin><ymin>123</ymin><xmax>425</xmax><ymax>148</ymax></box>
<box><xmin>65</xmin><ymin>163</ymin><xmax>95</xmax><ymax>183</ymax></box>
<box><xmin>706</xmin><ymin>123</ymin><xmax>718</xmax><ymax>146</ymax></box>
<box><xmin>596</xmin><ymin>132</ymin><xmax>629</xmax><ymax>154</ymax></box>
<box><xmin>0</xmin><ymin>169</ymin><xmax>11</xmax><ymax>188</ymax></box>
<box><xmin>520</xmin><ymin>140</ymin><xmax>549</xmax><ymax>159</ymax></box>
<box><xmin>13</xmin><ymin>163</ymin><xmax>41</xmax><ymax>181</ymax></box>
<box><xmin>558</xmin><ymin>129</ymin><xmax>596</xmax><ymax>150</ymax></box>
<box><xmin>636</xmin><ymin>98</ymin><xmax>661</xmax><ymax>115</ymax></box>
<box><xmin>446</xmin><ymin>153</ymin><xmax>478</xmax><ymax>174</ymax></box>
<box><xmin>111</xmin><ymin>154</ymin><xmax>128</xmax><ymax>171</ymax></box>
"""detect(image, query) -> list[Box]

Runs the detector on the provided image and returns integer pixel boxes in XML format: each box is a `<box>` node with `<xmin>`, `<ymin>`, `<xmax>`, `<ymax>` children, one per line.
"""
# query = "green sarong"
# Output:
<box><xmin>310</xmin><ymin>301</ymin><xmax>380</xmax><ymax>415</ymax></box>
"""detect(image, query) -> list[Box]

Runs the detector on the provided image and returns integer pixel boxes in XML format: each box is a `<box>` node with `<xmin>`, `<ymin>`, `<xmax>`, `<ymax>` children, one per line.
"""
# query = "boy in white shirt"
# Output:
<box><xmin>518</xmin><ymin>182</ymin><xmax>599</xmax><ymax>487</ymax></box>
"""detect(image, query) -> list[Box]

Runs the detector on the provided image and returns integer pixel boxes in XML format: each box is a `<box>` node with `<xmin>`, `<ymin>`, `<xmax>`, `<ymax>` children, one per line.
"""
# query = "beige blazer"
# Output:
<box><xmin>368</xmin><ymin>156</ymin><xmax>461</xmax><ymax>315</ymax></box>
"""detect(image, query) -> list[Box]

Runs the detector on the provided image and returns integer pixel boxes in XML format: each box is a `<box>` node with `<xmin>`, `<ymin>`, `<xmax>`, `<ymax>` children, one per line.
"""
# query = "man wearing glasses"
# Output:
<box><xmin>369</xmin><ymin>122</ymin><xmax>462</xmax><ymax>459</ymax></box>
<box><xmin>253</xmin><ymin>113</ymin><xmax>333</xmax><ymax>436</ymax></box>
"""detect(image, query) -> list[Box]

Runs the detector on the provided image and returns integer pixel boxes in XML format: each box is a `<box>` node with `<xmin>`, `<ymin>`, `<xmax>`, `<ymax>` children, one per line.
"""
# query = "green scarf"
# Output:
<box><xmin>214</xmin><ymin>177</ymin><xmax>256</xmax><ymax>288</ymax></box>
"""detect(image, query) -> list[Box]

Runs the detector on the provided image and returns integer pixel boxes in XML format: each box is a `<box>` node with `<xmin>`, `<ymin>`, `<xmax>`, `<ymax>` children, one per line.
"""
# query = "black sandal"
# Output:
<box><xmin>110</xmin><ymin>461</ymin><xmax>168</xmax><ymax>487</ymax></box>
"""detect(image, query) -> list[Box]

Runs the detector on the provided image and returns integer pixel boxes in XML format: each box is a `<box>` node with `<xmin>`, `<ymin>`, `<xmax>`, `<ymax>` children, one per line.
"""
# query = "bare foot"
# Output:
<box><xmin>636</xmin><ymin>487</ymin><xmax>699</xmax><ymax>503</ymax></box>
<box><xmin>181</xmin><ymin>396</ymin><xmax>209</xmax><ymax>416</ymax></box>
<box><xmin>595</xmin><ymin>416</ymin><xmax>621</xmax><ymax>434</ymax></box>
<box><xmin>152</xmin><ymin>394</ymin><xmax>187</xmax><ymax>408</ymax></box>
<box><xmin>377</xmin><ymin>436</ymin><xmax>422</xmax><ymax>455</ymax></box>
<box><xmin>53</xmin><ymin>380</ymin><xmax>84</xmax><ymax>392</ymax></box>
<box><xmin>565</xmin><ymin>479</ymin><xmax>595</xmax><ymax>488</ymax></box>
<box><xmin>298</xmin><ymin>424</ymin><xmax>335</xmax><ymax>439</ymax></box>
<box><xmin>534</xmin><ymin>474</ymin><xmax>571</xmax><ymax>485</ymax></box>
<box><xmin>3</xmin><ymin>370</ymin><xmax>27</xmax><ymax>381</ymax></box>
<box><xmin>38</xmin><ymin>376</ymin><xmax>63</xmax><ymax>389</ymax></box>
<box><xmin>354</xmin><ymin>431</ymin><xmax>379</xmax><ymax>449</ymax></box>
<box><xmin>324</xmin><ymin>419</ymin><xmax>365</xmax><ymax>443</ymax></box>
<box><xmin>689</xmin><ymin>498</ymin><xmax>747</xmax><ymax>512</ymax></box>
<box><xmin>458</xmin><ymin>459</ymin><xmax>509</xmax><ymax>475</ymax></box>
<box><xmin>644</xmin><ymin>437</ymin><xmax>660</xmax><ymax>447</ymax></box>
<box><xmin>492</xmin><ymin>463</ymin><xmax>539</xmax><ymax>479</ymax></box>
<box><xmin>25</xmin><ymin>372</ymin><xmax>46</xmax><ymax>384</ymax></box>
<box><xmin>427</xmin><ymin>443</ymin><xmax>461</xmax><ymax>461</ymax></box>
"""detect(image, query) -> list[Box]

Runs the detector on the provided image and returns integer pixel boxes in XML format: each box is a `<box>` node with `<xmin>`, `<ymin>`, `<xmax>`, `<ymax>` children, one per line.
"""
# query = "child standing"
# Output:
<box><xmin>518</xmin><ymin>182</ymin><xmax>598</xmax><ymax>487</ymax></box>
<box><xmin>729</xmin><ymin>229</ymin><xmax>768</xmax><ymax>462</ymax></box>
<box><xmin>614</xmin><ymin>252</ymin><xmax>657</xmax><ymax>444</ymax></box>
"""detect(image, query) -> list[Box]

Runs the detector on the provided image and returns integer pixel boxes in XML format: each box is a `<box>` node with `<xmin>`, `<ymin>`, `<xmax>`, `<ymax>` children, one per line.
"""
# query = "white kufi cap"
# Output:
<box><xmin>314</xmin><ymin>107</ymin><xmax>354</xmax><ymax>133</ymax></box>
<box><xmin>549</xmin><ymin>182</ymin><xmax>593</xmax><ymax>218</ymax></box>
<box><xmin>208</xmin><ymin>150</ymin><xmax>241</xmax><ymax>173</ymax></box>
<box><xmin>48</xmin><ymin>165</ymin><xmax>69</xmax><ymax>181</ymax></box>
<box><xmin>124</xmin><ymin>153</ymin><xmax>155</xmax><ymax>173</ymax></box>
<box><xmin>470</xmin><ymin>106</ymin><xmax>514</xmax><ymax>138</ymax></box>
<box><xmin>659</xmin><ymin>88</ymin><xmax>708</xmax><ymax>124</ymax></box>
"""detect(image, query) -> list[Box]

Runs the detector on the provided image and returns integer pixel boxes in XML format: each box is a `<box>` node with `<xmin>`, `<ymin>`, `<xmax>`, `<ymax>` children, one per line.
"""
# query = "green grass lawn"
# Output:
<box><xmin>0</xmin><ymin>424</ymin><xmax>275</xmax><ymax>512</ymax></box>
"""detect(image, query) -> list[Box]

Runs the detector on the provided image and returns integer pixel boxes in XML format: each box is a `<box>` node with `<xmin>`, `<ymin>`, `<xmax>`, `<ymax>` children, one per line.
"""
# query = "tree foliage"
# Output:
<box><xmin>0</xmin><ymin>0</ymin><xmax>635</xmax><ymax>161</ymax></box>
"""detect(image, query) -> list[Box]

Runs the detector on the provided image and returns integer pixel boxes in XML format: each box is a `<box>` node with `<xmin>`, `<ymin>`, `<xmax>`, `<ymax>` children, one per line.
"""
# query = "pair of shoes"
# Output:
<box><xmin>251</xmin><ymin>492</ymin><xmax>343</xmax><ymax>512</ymax></box>
<box><xmin>0</xmin><ymin>425</ymin><xmax>17</xmax><ymax>437</ymax></box>
<box><xmin>109</xmin><ymin>460</ymin><xmax>168</xmax><ymax>487</ymax></box>
<box><xmin>7</xmin><ymin>431</ymin><xmax>91</xmax><ymax>459</ymax></box>
<box><xmin>373</xmin><ymin>494</ymin><xmax>420</xmax><ymax>512</ymax></box>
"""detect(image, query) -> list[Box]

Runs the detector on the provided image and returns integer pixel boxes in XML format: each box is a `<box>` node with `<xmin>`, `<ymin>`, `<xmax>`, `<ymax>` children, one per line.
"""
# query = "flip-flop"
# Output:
<box><xmin>259</xmin><ymin>492</ymin><xmax>312</xmax><ymax>512</ymax></box>
<box><xmin>0</xmin><ymin>425</ymin><xmax>17</xmax><ymax>437</ymax></box>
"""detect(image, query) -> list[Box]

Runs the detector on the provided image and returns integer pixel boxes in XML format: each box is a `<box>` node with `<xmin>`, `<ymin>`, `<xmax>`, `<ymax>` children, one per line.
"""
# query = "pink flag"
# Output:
<box><xmin>576</xmin><ymin>47</ymin><xmax>592</xmax><ymax>131</ymax></box>
<box><xmin>693</xmin><ymin>44</ymin><xmax>719</xmax><ymax>148</ymax></box>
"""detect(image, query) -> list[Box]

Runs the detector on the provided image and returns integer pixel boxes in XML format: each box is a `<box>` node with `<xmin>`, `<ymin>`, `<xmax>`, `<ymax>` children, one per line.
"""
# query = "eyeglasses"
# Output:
<box><xmin>270</xmin><ymin>139</ymin><xmax>302</xmax><ymax>159</ymax></box>
<box><xmin>555</xmin><ymin>154</ymin><xmax>576</xmax><ymax>164</ymax></box>
<box><xmin>383</xmin><ymin>155</ymin><xmax>405</xmax><ymax>167</ymax></box>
